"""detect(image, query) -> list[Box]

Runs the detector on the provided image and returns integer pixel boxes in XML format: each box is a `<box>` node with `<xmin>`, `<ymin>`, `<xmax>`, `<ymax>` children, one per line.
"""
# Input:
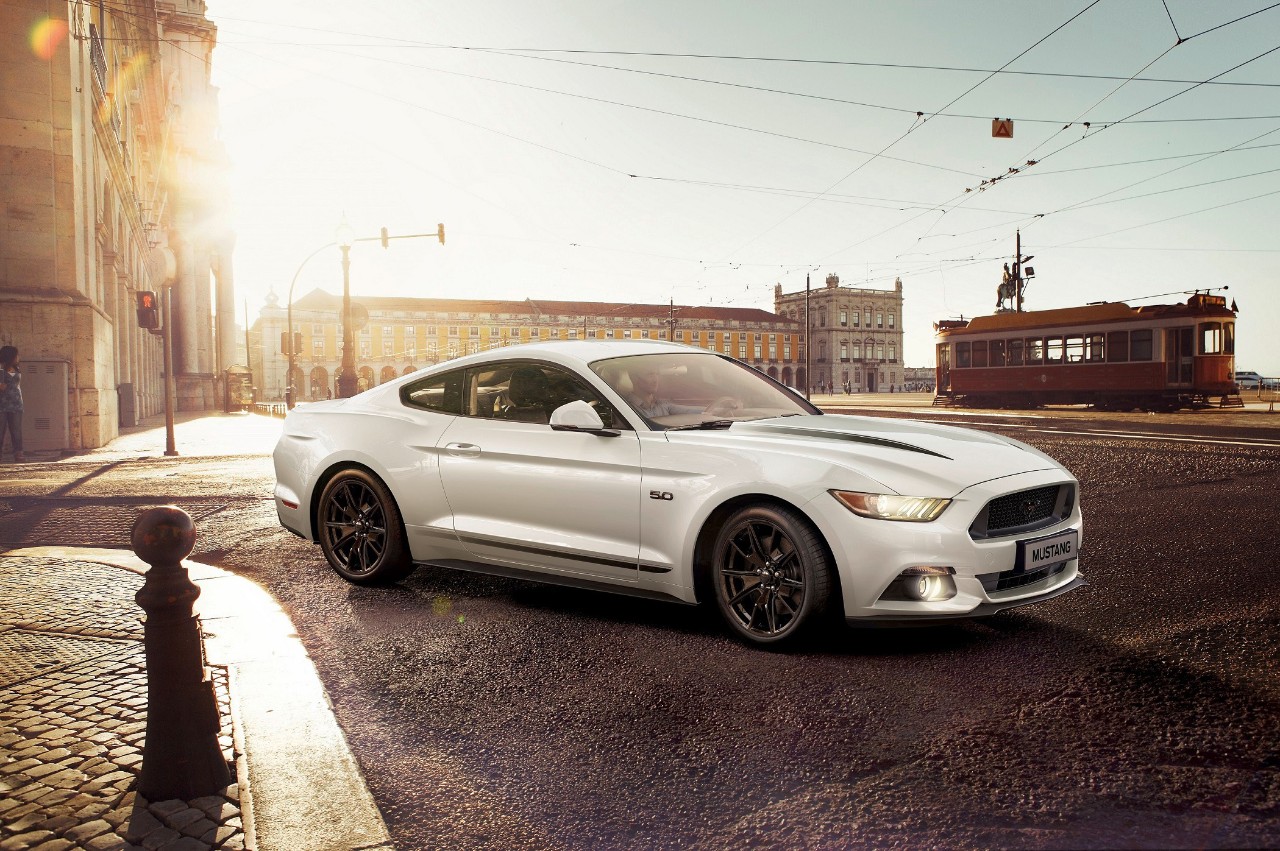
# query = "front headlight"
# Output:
<box><xmin>830</xmin><ymin>490</ymin><xmax>951</xmax><ymax>522</ymax></box>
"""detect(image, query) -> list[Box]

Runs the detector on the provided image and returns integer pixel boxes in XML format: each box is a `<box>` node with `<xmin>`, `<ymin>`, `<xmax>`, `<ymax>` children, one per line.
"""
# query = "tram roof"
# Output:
<box><xmin>936</xmin><ymin>295</ymin><xmax>1233</xmax><ymax>337</ymax></box>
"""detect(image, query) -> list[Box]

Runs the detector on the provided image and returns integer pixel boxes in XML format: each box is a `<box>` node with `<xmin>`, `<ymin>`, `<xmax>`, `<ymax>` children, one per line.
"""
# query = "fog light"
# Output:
<box><xmin>900</xmin><ymin>566</ymin><xmax>957</xmax><ymax>602</ymax></box>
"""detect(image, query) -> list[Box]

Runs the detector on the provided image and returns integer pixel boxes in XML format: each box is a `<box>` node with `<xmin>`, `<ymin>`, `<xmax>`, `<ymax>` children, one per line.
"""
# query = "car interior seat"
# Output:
<box><xmin>504</xmin><ymin>367</ymin><xmax>551</xmax><ymax>423</ymax></box>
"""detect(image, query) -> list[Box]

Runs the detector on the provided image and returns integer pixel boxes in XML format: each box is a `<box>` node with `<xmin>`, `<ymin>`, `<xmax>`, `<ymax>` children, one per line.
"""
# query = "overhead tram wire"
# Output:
<box><xmin>275</xmin><ymin>41</ymin><xmax>988</xmax><ymax>180</ymax></box>
<box><xmin>192</xmin><ymin>7</ymin><xmax>1280</xmax><ymax>89</ymax></box>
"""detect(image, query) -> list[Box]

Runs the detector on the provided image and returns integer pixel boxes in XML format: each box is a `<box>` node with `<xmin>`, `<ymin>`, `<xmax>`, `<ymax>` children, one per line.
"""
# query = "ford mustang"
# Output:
<box><xmin>273</xmin><ymin>341</ymin><xmax>1084</xmax><ymax>646</ymax></box>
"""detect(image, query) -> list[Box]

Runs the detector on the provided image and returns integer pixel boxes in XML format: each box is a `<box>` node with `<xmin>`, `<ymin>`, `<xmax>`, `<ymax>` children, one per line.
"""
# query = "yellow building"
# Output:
<box><xmin>252</xmin><ymin>291</ymin><xmax>802</xmax><ymax>402</ymax></box>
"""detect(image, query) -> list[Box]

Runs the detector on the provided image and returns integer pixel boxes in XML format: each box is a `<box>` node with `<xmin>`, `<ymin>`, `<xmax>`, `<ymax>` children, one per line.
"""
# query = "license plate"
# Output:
<box><xmin>1016</xmin><ymin>529</ymin><xmax>1078</xmax><ymax>572</ymax></box>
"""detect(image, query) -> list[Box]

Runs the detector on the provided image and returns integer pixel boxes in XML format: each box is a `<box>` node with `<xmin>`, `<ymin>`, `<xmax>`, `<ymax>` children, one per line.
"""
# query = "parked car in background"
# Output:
<box><xmin>273</xmin><ymin>341</ymin><xmax>1085</xmax><ymax>646</ymax></box>
<box><xmin>1235</xmin><ymin>371</ymin><xmax>1264</xmax><ymax>390</ymax></box>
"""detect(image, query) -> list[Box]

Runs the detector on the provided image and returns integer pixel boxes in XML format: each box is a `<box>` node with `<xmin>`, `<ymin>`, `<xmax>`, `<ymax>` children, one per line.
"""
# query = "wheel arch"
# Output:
<box><xmin>691</xmin><ymin>493</ymin><xmax>843</xmax><ymax>610</ymax></box>
<box><xmin>309</xmin><ymin>461</ymin><xmax>409</xmax><ymax>545</ymax></box>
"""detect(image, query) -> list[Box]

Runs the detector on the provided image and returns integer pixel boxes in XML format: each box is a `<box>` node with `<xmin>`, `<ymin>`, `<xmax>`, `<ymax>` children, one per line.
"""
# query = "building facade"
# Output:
<box><xmin>251</xmin><ymin>292</ymin><xmax>803</xmax><ymax>402</ymax></box>
<box><xmin>775</xmin><ymin>274</ymin><xmax>906</xmax><ymax>393</ymax></box>
<box><xmin>0</xmin><ymin>0</ymin><xmax>231</xmax><ymax>451</ymax></box>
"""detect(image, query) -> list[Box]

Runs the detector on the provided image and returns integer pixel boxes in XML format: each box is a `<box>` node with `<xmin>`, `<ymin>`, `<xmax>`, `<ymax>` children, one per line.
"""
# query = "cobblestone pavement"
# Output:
<box><xmin>0</xmin><ymin>558</ymin><xmax>245</xmax><ymax>851</ymax></box>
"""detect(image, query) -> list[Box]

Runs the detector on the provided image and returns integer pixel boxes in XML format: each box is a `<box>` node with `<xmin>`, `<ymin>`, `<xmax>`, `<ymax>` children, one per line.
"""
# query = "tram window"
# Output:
<box><xmin>972</xmin><ymin>341</ymin><xmax>988</xmax><ymax>368</ymax></box>
<box><xmin>1199</xmin><ymin>322</ymin><xmax>1224</xmax><ymax>355</ymax></box>
<box><xmin>956</xmin><ymin>341</ymin><xmax>971</xmax><ymax>368</ymax></box>
<box><xmin>1046</xmin><ymin>337</ymin><xmax>1064</xmax><ymax>364</ymax></box>
<box><xmin>1065</xmin><ymin>335</ymin><xmax>1084</xmax><ymax>363</ymax></box>
<box><xmin>1087</xmin><ymin>334</ymin><xmax>1105</xmax><ymax>362</ymax></box>
<box><xmin>1008</xmin><ymin>339</ymin><xmax>1023</xmax><ymax>366</ymax></box>
<box><xmin>1025</xmin><ymin>338</ymin><xmax>1043</xmax><ymax>365</ymax></box>
<box><xmin>1131</xmin><ymin>329</ymin><xmax>1153</xmax><ymax>361</ymax></box>
<box><xmin>1225</xmin><ymin>322</ymin><xmax>1235</xmax><ymax>355</ymax></box>
<box><xmin>1107</xmin><ymin>331</ymin><xmax>1128</xmax><ymax>362</ymax></box>
<box><xmin>990</xmin><ymin>339</ymin><xmax>1006</xmax><ymax>367</ymax></box>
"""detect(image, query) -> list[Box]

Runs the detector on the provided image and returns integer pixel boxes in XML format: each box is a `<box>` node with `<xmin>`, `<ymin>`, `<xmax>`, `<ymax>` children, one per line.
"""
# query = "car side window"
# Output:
<box><xmin>401</xmin><ymin>369</ymin><xmax>464</xmax><ymax>414</ymax></box>
<box><xmin>466</xmin><ymin>362</ymin><xmax>627</xmax><ymax>429</ymax></box>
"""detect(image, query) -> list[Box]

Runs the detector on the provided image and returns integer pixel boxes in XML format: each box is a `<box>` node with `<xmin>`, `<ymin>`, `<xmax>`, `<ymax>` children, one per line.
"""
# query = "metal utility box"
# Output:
<box><xmin>21</xmin><ymin>360</ymin><xmax>70</xmax><ymax>452</ymax></box>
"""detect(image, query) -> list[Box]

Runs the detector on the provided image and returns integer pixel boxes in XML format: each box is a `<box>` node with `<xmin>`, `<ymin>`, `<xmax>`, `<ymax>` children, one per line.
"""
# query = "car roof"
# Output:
<box><xmin>433</xmin><ymin>339</ymin><xmax>710</xmax><ymax>371</ymax></box>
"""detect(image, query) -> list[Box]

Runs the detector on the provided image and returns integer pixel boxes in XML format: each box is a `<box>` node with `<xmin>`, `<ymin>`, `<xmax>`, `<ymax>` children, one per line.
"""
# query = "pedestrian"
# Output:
<box><xmin>0</xmin><ymin>345</ymin><xmax>24</xmax><ymax>463</ymax></box>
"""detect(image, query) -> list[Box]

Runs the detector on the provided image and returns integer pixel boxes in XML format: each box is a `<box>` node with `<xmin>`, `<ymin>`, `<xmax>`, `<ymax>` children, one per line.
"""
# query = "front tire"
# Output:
<box><xmin>711</xmin><ymin>504</ymin><xmax>833</xmax><ymax>646</ymax></box>
<box><xmin>317</xmin><ymin>469</ymin><xmax>413</xmax><ymax>585</ymax></box>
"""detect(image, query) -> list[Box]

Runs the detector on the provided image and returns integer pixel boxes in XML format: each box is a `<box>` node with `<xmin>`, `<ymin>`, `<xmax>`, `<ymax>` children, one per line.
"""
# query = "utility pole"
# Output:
<box><xmin>1014</xmin><ymin>230</ymin><xmax>1023</xmax><ymax>313</ymax></box>
<box><xmin>804</xmin><ymin>273</ymin><xmax>812</xmax><ymax>399</ymax></box>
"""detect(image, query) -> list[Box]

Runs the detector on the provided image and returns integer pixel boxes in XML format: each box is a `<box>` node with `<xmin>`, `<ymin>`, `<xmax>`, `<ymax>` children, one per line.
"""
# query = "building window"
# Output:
<box><xmin>360</xmin><ymin>341</ymin><xmax>371</xmax><ymax>358</ymax></box>
<box><xmin>876</xmin><ymin>312</ymin><xmax>883</xmax><ymax>328</ymax></box>
<box><xmin>738</xmin><ymin>343</ymin><xmax>747</xmax><ymax>359</ymax></box>
<box><xmin>888</xmin><ymin>313</ymin><xmax>896</xmax><ymax>329</ymax></box>
<box><xmin>783</xmin><ymin>344</ymin><xmax>791</xmax><ymax>360</ymax></box>
<box><xmin>840</xmin><ymin>342</ymin><xmax>848</xmax><ymax>361</ymax></box>
<box><xmin>426</xmin><ymin>326</ymin><xmax>436</xmax><ymax>335</ymax></box>
<box><xmin>568</xmin><ymin>329</ymin><xmax>578</xmax><ymax>339</ymax></box>
<box><xmin>889</xmin><ymin>344</ymin><xmax>897</xmax><ymax>361</ymax></box>
<box><xmin>469</xmin><ymin>327</ymin><xmax>479</xmax><ymax>337</ymax></box>
<box><xmin>840</xmin><ymin>310</ymin><xmax>848</xmax><ymax>326</ymax></box>
<box><xmin>447</xmin><ymin>326</ymin><xmax>458</xmax><ymax>337</ymax></box>
<box><xmin>864</xmin><ymin>309</ymin><xmax>871</xmax><ymax>327</ymax></box>
<box><xmin>588</xmin><ymin>329</ymin><xmax>598</xmax><ymax>338</ymax></box>
<box><xmin>677</xmin><ymin>330</ymin><xmax>686</xmax><ymax>341</ymax></box>
<box><xmin>642</xmin><ymin>329</ymin><xmax>650</xmax><ymax>339</ymax></box>
<box><xmin>852</xmin><ymin>343</ymin><xmax>862</xmax><ymax>360</ymax></box>
<box><xmin>753</xmin><ymin>343</ymin><xmax>762</xmax><ymax>359</ymax></box>
<box><xmin>623</xmin><ymin>329</ymin><xmax>632</xmax><ymax>338</ymax></box>
<box><xmin>853</xmin><ymin>312</ymin><xmax>860</xmax><ymax>327</ymax></box>
<box><xmin>876</xmin><ymin>344</ymin><xmax>884</xmax><ymax>360</ymax></box>
<box><xmin>312</xmin><ymin>339</ymin><xmax>324</xmax><ymax>358</ymax></box>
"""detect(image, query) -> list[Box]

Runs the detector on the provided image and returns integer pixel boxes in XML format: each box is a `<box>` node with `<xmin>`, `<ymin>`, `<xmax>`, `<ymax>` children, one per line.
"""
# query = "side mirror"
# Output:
<box><xmin>550</xmin><ymin>400</ymin><xmax>620</xmax><ymax>437</ymax></box>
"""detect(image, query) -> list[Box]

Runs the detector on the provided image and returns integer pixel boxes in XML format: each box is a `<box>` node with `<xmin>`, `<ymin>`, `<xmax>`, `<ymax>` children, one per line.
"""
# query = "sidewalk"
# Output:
<box><xmin>1</xmin><ymin>414</ymin><xmax>393</xmax><ymax>850</ymax></box>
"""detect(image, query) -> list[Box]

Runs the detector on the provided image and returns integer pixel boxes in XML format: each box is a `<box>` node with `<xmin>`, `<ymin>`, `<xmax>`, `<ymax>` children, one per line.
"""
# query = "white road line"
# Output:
<box><xmin>922</xmin><ymin>419</ymin><xmax>1280</xmax><ymax>449</ymax></box>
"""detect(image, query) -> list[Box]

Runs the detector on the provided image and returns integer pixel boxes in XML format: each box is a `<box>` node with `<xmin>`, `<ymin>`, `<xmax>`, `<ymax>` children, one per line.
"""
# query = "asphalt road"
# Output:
<box><xmin>239</xmin><ymin>414</ymin><xmax>1280</xmax><ymax>850</ymax></box>
<box><xmin>4</xmin><ymin>411</ymin><xmax>1278</xmax><ymax>849</ymax></box>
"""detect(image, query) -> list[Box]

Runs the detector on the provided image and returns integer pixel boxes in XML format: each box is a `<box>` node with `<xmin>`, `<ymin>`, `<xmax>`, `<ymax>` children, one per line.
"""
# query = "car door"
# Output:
<box><xmin>437</xmin><ymin>360</ymin><xmax>643</xmax><ymax>583</ymax></box>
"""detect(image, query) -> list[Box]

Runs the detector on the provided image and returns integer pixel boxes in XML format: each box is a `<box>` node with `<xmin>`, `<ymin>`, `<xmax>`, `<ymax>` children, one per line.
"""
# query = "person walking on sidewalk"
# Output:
<box><xmin>0</xmin><ymin>345</ymin><xmax>24</xmax><ymax>463</ymax></box>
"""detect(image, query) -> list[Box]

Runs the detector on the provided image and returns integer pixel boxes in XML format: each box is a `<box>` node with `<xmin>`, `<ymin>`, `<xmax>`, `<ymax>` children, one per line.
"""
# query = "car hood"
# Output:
<box><xmin>678</xmin><ymin>414</ymin><xmax>1061</xmax><ymax>497</ymax></box>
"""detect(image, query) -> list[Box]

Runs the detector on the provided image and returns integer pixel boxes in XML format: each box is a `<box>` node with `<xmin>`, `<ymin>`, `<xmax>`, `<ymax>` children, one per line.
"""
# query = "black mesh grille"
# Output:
<box><xmin>979</xmin><ymin>562</ymin><xmax>1068</xmax><ymax>594</ymax></box>
<box><xmin>985</xmin><ymin>485</ymin><xmax>1061</xmax><ymax>532</ymax></box>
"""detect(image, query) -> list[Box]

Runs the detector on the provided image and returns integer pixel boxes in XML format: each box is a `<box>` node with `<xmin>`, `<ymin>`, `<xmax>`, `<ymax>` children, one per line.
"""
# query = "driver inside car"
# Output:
<box><xmin>625</xmin><ymin>365</ymin><xmax>741</xmax><ymax>420</ymax></box>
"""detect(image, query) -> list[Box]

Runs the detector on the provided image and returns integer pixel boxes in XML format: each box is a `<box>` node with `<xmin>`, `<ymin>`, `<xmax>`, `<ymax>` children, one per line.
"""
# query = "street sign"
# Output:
<box><xmin>992</xmin><ymin>118</ymin><xmax>1014</xmax><ymax>139</ymax></box>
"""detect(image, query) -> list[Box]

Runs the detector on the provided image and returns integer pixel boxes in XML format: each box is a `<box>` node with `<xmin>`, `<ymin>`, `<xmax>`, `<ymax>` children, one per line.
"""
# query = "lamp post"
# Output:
<box><xmin>336</xmin><ymin>219</ymin><xmax>358</xmax><ymax>398</ymax></box>
<box><xmin>285</xmin><ymin>240</ymin><xmax>340</xmax><ymax>409</ymax></box>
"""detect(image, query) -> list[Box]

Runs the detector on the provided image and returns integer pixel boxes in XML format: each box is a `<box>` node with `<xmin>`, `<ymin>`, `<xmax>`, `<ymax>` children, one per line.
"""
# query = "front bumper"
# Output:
<box><xmin>809</xmin><ymin>467</ymin><xmax>1085</xmax><ymax>622</ymax></box>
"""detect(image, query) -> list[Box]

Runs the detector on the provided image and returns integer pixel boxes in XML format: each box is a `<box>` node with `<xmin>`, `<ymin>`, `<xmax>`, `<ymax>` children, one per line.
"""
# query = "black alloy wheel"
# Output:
<box><xmin>712</xmin><ymin>504</ymin><xmax>832</xmax><ymax>645</ymax></box>
<box><xmin>317</xmin><ymin>469</ymin><xmax>413</xmax><ymax>585</ymax></box>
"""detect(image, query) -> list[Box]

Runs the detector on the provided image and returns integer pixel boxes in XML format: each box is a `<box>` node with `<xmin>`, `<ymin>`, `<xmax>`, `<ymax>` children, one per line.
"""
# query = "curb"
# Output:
<box><xmin>4</xmin><ymin>546</ymin><xmax>393</xmax><ymax>851</ymax></box>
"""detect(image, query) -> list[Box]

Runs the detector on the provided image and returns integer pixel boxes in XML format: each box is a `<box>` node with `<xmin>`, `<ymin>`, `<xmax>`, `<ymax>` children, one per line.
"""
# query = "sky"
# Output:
<box><xmin>203</xmin><ymin>0</ymin><xmax>1280</xmax><ymax>372</ymax></box>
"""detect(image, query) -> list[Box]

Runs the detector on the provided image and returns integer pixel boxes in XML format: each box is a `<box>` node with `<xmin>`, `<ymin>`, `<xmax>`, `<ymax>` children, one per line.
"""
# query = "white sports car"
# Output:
<box><xmin>273</xmin><ymin>341</ymin><xmax>1084</xmax><ymax>646</ymax></box>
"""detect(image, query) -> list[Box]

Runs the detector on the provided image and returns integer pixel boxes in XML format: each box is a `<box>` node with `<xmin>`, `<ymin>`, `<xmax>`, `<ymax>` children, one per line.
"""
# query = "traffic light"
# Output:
<box><xmin>136</xmin><ymin>291</ymin><xmax>160</xmax><ymax>329</ymax></box>
<box><xmin>380</xmin><ymin>227</ymin><xmax>389</xmax><ymax>249</ymax></box>
<box><xmin>280</xmin><ymin>331</ymin><xmax>302</xmax><ymax>354</ymax></box>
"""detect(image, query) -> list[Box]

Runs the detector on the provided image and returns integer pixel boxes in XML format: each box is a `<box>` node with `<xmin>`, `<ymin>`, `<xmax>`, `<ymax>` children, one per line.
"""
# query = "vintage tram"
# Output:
<box><xmin>934</xmin><ymin>293</ymin><xmax>1237</xmax><ymax>411</ymax></box>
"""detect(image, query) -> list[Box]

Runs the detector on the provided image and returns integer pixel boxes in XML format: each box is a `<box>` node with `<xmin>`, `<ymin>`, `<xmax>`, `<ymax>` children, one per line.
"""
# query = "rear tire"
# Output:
<box><xmin>711</xmin><ymin>504</ymin><xmax>833</xmax><ymax>646</ymax></box>
<box><xmin>317</xmin><ymin>469</ymin><xmax>413</xmax><ymax>585</ymax></box>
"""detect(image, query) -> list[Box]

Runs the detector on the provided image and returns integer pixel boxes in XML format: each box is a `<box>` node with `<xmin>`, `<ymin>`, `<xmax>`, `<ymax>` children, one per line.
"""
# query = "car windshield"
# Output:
<box><xmin>591</xmin><ymin>352</ymin><xmax>817</xmax><ymax>430</ymax></box>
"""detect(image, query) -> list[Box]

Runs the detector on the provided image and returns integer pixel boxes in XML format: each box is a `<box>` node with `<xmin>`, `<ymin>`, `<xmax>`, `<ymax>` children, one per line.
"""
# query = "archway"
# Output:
<box><xmin>308</xmin><ymin>366</ymin><xmax>330</xmax><ymax>400</ymax></box>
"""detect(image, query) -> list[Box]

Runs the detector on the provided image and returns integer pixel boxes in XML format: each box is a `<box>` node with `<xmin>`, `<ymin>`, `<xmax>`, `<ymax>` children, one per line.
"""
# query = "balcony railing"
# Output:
<box><xmin>89</xmin><ymin>26</ymin><xmax>107</xmax><ymax>100</ymax></box>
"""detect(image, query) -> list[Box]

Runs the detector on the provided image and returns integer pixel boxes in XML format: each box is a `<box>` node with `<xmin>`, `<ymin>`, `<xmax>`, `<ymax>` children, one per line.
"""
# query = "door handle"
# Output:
<box><xmin>445</xmin><ymin>442</ymin><xmax>481</xmax><ymax>457</ymax></box>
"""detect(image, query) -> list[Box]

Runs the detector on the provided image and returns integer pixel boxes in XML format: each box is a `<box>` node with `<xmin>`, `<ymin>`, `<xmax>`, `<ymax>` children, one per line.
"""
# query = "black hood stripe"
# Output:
<box><xmin>737</xmin><ymin>424</ymin><xmax>952</xmax><ymax>460</ymax></box>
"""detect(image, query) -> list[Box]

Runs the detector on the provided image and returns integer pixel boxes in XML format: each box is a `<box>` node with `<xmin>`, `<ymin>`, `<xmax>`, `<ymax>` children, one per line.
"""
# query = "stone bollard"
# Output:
<box><xmin>132</xmin><ymin>506</ymin><xmax>231</xmax><ymax>799</ymax></box>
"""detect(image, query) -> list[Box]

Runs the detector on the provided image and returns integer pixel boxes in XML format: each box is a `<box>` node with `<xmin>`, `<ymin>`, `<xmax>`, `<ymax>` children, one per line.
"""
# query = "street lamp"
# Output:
<box><xmin>285</xmin><ymin>240</ymin><xmax>341</xmax><ymax>409</ymax></box>
<box><xmin>336</xmin><ymin>218</ymin><xmax>358</xmax><ymax>399</ymax></box>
